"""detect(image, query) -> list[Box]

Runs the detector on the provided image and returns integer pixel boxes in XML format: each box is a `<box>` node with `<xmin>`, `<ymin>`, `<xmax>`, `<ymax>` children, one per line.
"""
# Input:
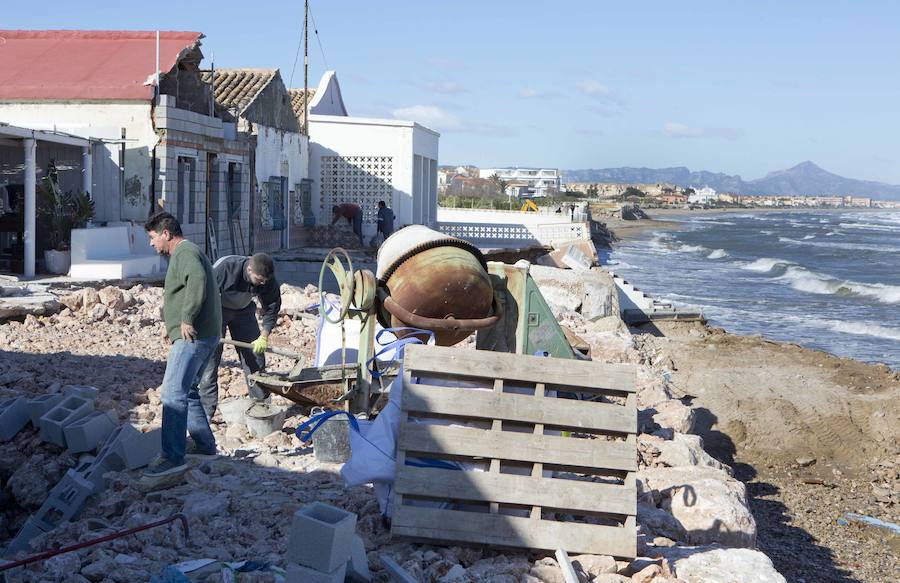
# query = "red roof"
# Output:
<box><xmin>0</xmin><ymin>30</ymin><xmax>203</xmax><ymax>101</ymax></box>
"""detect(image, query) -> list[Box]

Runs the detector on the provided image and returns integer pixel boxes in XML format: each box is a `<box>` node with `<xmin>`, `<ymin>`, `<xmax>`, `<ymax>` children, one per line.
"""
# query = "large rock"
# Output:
<box><xmin>7</xmin><ymin>463</ymin><xmax>51</xmax><ymax>509</ymax></box>
<box><xmin>652</xmin><ymin>400</ymin><xmax>697</xmax><ymax>434</ymax></box>
<box><xmin>82</xmin><ymin>287</ymin><xmax>101</xmax><ymax>310</ymax></box>
<box><xmin>656</xmin><ymin>545</ymin><xmax>786</xmax><ymax>583</ymax></box>
<box><xmin>0</xmin><ymin>287</ymin><xmax>61</xmax><ymax>320</ymax></box>
<box><xmin>639</xmin><ymin>467</ymin><xmax>756</xmax><ymax>548</ymax></box>
<box><xmin>656</xmin><ymin>433</ymin><xmax>733</xmax><ymax>475</ymax></box>
<box><xmin>98</xmin><ymin>286</ymin><xmax>127</xmax><ymax>310</ymax></box>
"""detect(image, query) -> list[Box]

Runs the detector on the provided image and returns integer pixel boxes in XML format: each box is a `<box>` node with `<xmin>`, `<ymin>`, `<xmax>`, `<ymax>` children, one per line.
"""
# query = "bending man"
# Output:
<box><xmin>197</xmin><ymin>253</ymin><xmax>282</xmax><ymax>419</ymax></box>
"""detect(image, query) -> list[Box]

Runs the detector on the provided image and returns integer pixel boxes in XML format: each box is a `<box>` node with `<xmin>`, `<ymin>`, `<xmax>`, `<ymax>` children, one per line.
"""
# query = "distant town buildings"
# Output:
<box><xmin>477</xmin><ymin>167</ymin><xmax>561</xmax><ymax>198</ymax></box>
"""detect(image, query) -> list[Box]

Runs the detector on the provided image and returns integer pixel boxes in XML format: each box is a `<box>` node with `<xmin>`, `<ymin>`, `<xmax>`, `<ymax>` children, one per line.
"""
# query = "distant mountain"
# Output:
<box><xmin>564</xmin><ymin>162</ymin><xmax>900</xmax><ymax>200</ymax></box>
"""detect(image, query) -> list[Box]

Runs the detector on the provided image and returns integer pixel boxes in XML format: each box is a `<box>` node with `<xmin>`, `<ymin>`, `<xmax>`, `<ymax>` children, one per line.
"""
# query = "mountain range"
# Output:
<box><xmin>563</xmin><ymin>162</ymin><xmax>900</xmax><ymax>200</ymax></box>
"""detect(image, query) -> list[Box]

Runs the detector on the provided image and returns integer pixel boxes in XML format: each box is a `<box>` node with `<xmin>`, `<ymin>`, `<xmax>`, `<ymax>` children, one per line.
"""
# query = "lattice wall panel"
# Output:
<box><xmin>320</xmin><ymin>156</ymin><xmax>393</xmax><ymax>223</ymax></box>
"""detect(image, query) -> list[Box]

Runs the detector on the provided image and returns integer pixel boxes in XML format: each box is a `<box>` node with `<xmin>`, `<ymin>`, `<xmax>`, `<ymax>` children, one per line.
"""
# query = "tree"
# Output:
<box><xmin>488</xmin><ymin>173</ymin><xmax>509</xmax><ymax>197</ymax></box>
<box><xmin>622</xmin><ymin>187</ymin><xmax>646</xmax><ymax>199</ymax></box>
<box><xmin>586</xmin><ymin>185</ymin><xmax>599</xmax><ymax>198</ymax></box>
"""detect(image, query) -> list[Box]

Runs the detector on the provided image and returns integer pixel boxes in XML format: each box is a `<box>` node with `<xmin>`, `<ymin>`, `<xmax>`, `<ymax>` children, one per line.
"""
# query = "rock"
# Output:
<box><xmin>7</xmin><ymin>463</ymin><xmax>51</xmax><ymax>509</ymax></box>
<box><xmin>631</xmin><ymin>564</ymin><xmax>661</xmax><ymax>583</ymax></box>
<box><xmin>796</xmin><ymin>457</ymin><xmax>816</xmax><ymax>467</ymax></box>
<box><xmin>98</xmin><ymin>286</ymin><xmax>127</xmax><ymax>310</ymax></box>
<box><xmin>571</xmin><ymin>554</ymin><xmax>618</xmax><ymax>578</ymax></box>
<box><xmin>89</xmin><ymin>303</ymin><xmax>108</xmax><ymax>321</ymax></box>
<box><xmin>655</xmin><ymin>433</ymin><xmax>732</xmax><ymax>475</ymax></box>
<box><xmin>82</xmin><ymin>287</ymin><xmax>101</xmax><ymax>310</ymax></box>
<box><xmin>640</xmin><ymin>467</ymin><xmax>757</xmax><ymax>548</ymax></box>
<box><xmin>652</xmin><ymin>400</ymin><xmax>696</xmax><ymax>434</ymax></box>
<box><xmin>44</xmin><ymin>552</ymin><xmax>82</xmax><ymax>581</ymax></box>
<box><xmin>637</xmin><ymin>382</ymin><xmax>672</xmax><ymax>409</ymax></box>
<box><xmin>638</xmin><ymin>503</ymin><xmax>685</xmax><ymax>541</ymax></box>
<box><xmin>659</xmin><ymin>546</ymin><xmax>786</xmax><ymax>582</ymax></box>
<box><xmin>439</xmin><ymin>564</ymin><xmax>468</xmax><ymax>582</ymax></box>
<box><xmin>593</xmin><ymin>575</ymin><xmax>631</xmax><ymax>583</ymax></box>
<box><xmin>61</xmin><ymin>291</ymin><xmax>84</xmax><ymax>311</ymax></box>
<box><xmin>652</xmin><ymin>536</ymin><xmax>676</xmax><ymax>547</ymax></box>
<box><xmin>182</xmin><ymin>490</ymin><xmax>231</xmax><ymax>519</ymax></box>
<box><xmin>529</xmin><ymin>559</ymin><xmax>567</xmax><ymax>583</ymax></box>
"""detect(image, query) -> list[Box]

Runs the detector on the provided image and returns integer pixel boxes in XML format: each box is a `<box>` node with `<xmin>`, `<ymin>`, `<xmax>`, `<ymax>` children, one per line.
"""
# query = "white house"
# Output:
<box><xmin>688</xmin><ymin>186</ymin><xmax>718</xmax><ymax>205</ymax></box>
<box><xmin>203</xmin><ymin>68</ymin><xmax>310</xmax><ymax>254</ymax></box>
<box><xmin>0</xmin><ymin>30</ymin><xmax>253</xmax><ymax>277</ymax></box>
<box><xmin>478</xmin><ymin>167</ymin><xmax>561</xmax><ymax>198</ymax></box>
<box><xmin>298</xmin><ymin>72</ymin><xmax>439</xmax><ymax>239</ymax></box>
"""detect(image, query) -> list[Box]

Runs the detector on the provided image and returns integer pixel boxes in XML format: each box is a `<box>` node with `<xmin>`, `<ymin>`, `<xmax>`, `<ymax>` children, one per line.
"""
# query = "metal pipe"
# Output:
<box><xmin>0</xmin><ymin>513</ymin><xmax>189</xmax><ymax>574</ymax></box>
<box><xmin>378</xmin><ymin>288</ymin><xmax>502</xmax><ymax>332</ymax></box>
<box><xmin>22</xmin><ymin>137</ymin><xmax>36</xmax><ymax>278</ymax></box>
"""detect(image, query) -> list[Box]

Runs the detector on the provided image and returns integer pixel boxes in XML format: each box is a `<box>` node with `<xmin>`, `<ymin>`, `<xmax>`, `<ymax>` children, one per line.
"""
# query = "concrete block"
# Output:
<box><xmin>31</xmin><ymin>469</ymin><xmax>94</xmax><ymax>530</ymax></box>
<box><xmin>38</xmin><ymin>395</ymin><xmax>94</xmax><ymax>446</ymax></box>
<box><xmin>116</xmin><ymin>427</ymin><xmax>161</xmax><ymax>469</ymax></box>
<box><xmin>62</xmin><ymin>384</ymin><xmax>100</xmax><ymax>400</ymax></box>
<box><xmin>0</xmin><ymin>397</ymin><xmax>29</xmax><ymax>441</ymax></box>
<box><xmin>346</xmin><ymin>535</ymin><xmax>371</xmax><ymax>582</ymax></box>
<box><xmin>2</xmin><ymin>517</ymin><xmax>51</xmax><ymax>558</ymax></box>
<box><xmin>286</xmin><ymin>562</ymin><xmax>346</xmax><ymax>583</ymax></box>
<box><xmin>93</xmin><ymin>423</ymin><xmax>139</xmax><ymax>472</ymax></box>
<box><xmin>287</xmin><ymin>502</ymin><xmax>357</xmax><ymax>572</ymax></box>
<box><xmin>26</xmin><ymin>393</ymin><xmax>64</xmax><ymax>426</ymax></box>
<box><xmin>63</xmin><ymin>411</ymin><xmax>116</xmax><ymax>454</ymax></box>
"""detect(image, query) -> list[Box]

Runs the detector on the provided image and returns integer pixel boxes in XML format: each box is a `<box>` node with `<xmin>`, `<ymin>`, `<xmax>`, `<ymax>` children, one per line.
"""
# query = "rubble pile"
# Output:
<box><xmin>0</xmin><ymin>276</ymin><xmax>787</xmax><ymax>582</ymax></box>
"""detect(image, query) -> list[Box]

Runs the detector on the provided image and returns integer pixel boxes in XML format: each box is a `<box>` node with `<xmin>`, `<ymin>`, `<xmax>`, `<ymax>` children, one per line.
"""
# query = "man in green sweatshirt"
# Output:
<box><xmin>143</xmin><ymin>212</ymin><xmax>222</xmax><ymax>477</ymax></box>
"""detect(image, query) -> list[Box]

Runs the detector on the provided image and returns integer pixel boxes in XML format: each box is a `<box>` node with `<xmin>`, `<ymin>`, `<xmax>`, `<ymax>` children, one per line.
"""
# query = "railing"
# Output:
<box><xmin>437</xmin><ymin>221</ymin><xmax>589</xmax><ymax>247</ymax></box>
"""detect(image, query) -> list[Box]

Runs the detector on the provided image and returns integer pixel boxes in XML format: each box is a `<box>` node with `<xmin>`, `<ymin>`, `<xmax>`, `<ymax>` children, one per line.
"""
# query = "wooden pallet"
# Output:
<box><xmin>391</xmin><ymin>344</ymin><xmax>638</xmax><ymax>558</ymax></box>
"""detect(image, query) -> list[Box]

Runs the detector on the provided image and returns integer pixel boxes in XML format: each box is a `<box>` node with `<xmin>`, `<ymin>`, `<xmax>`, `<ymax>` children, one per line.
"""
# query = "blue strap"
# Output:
<box><xmin>295</xmin><ymin>410</ymin><xmax>360</xmax><ymax>442</ymax></box>
<box><xmin>405</xmin><ymin>458</ymin><xmax>462</xmax><ymax>471</ymax></box>
<box><xmin>376</xmin><ymin>327</ymin><xmax>434</xmax><ymax>346</ymax></box>
<box><xmin>367</xmin><ymin>327</ymin><xmax>435</xmax><ymax>379</ymax></box>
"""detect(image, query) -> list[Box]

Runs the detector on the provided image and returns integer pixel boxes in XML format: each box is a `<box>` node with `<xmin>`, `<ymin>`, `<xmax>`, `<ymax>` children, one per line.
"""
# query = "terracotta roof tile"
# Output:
<box><xmin>288</xmin><ymin>88</ymin><xmax>316</xmax><ymax>121</ymax></box>
<box><xmin>200</xmin><ymin>68</ymin><xmax>277</xmax><ymax>114</ymax></box>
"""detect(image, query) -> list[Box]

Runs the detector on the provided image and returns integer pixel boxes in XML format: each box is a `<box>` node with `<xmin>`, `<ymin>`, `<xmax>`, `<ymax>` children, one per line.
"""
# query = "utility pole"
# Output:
<box><xmin>303</xmin><ymin>0</ymin><xmax>309</xmax><ymax>134</ymax></box>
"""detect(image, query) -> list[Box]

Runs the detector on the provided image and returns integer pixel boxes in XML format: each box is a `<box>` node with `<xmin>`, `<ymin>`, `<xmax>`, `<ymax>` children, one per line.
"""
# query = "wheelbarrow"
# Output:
<box><xmin>221</xmin><ymin>339</ymin><xmax>357</xmax><ymax>407</ymax></box>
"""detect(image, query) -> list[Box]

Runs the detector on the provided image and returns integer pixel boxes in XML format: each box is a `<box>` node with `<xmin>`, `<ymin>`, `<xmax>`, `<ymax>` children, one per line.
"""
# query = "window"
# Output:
<box><xmin>227</xmin><ymin>162</ymin><xmax>242</xmax><ymax>218</ymax></box>
<box><xmin>176</xmin><ymin>156</ymin><xmax>196</xmax><ymax>224</ymax></box>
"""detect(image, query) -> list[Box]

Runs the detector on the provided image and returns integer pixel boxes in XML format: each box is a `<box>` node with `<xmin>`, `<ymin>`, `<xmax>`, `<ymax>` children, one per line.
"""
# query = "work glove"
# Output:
<box><xmin>251</xmin><ymin>336</ymin><xmax>268</xmax><ymax>354</ymax></box>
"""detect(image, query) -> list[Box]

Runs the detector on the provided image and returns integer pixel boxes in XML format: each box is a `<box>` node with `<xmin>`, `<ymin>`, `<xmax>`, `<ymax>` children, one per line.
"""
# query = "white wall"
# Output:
<box><xmin>252</xmin><ymin>124</ymin><xmax>310</xmax><ymax>247</ymax></box>
<box><xmin>0</xmin><ymin>102</ymin><xmax>156</xmax><ymax>223</ymax></box>
<box><xmin>308</xmin><ymin>114</ymin><xmax>439</xmax><ymax>236</ymax></box>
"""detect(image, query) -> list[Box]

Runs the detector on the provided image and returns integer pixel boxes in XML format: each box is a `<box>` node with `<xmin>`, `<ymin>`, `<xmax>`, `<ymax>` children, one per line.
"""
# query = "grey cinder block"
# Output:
<box><xmin>26</xmin><ymin>393</ymin><xmax>64</xmax><ymax>426</ymax></box>
<box><xmin>286</xmin><ymin>502</ymin><xmax>357</xmax><ymax>573</ymax></box>
<box><xmin>346</xmin><ymin>535</ymin><xmax>372</xmax><ymax>582</ymax></box>
<box><xmin>93</xmin><ymin>423</ymin><xmax>139</xmax><ymax>472</ymax></box>
<box><xmin>62</xmin><ymin>385</ymin><xmax>100</xmax><ymax>400</ymax></box>
<box><xmin>31</xmin><ymin>469</ymin><xmax>94</xmax><ymax>530</ymax></box>
<box><xmin>38</xmin><ymin>395</ymin><xmax>94</xmax><ymax>447</ymax></box>
<box><xmin>0</xmin><ymin>397</ymin><xmax>29</xmax><ymax>441</ymax></box>
<box><xmin>286</xmin><ymin>562</ymin><xmax>347</xmax><ymax>583</ymax></box>
<box><xmin>2</xmin><ymin>517</ymin><xmax>51</xmax><ymax>558</ymax></box>
<box><xmin>116</xmin><ymin>427</ymin><xmax>161</xmax><ymax>469</ymax></box>
<box><xmin>64</xmin><ymin>411</ymin><xmax>116</xmax><ymax>453</ymax></box>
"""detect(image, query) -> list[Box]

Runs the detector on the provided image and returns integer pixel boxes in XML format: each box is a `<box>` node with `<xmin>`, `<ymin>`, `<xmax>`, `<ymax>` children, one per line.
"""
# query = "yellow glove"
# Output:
<box><xmin>251</xmin><ymin>336</ymin><xmax>268</xmax><ymax>354</ymax></box>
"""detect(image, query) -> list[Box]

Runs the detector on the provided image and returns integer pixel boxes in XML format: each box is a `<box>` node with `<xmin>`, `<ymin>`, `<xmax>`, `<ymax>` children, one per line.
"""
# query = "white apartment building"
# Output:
<box><xmin>478</xmin><ymin>167</ymin><xmax>561</xmax><ymax>198</ymax></box>
<box><xmin>688</xmin><ymin>186</ymin><xmax>718</xmax><ymax>204</ymax></box>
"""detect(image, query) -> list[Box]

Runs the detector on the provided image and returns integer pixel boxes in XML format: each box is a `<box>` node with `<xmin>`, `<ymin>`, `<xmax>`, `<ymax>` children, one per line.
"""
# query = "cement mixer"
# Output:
<box><xmin>375</xmin><ymin>225</ymin><xmax>501</xmax><ymax>346</ymax></box>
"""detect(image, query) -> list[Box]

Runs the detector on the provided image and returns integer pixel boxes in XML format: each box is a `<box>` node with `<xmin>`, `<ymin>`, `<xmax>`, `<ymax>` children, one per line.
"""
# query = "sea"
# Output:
<box><xmin>603</xmin><ymin>209</ymin><xmax>900</xmax><ymax>369</ymax></box>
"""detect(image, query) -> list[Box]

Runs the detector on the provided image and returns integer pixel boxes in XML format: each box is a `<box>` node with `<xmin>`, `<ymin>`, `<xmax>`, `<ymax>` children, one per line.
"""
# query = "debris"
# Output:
<box><xmin>554</xmin><ymin>548</ymin><xmax>580</xmax><ymax>583</ymax></box>
<box><xmin>286</xmin><ymin>502</ymin><xmax>357</xmax><ymax>574</ymax></box>
<box><xmin>0</xmin><ymin>396</ymin><xmax>29</xmax><ymax>441</ymax></box>
<box><xmin>379</xmin><ymin>555</ymin><xmax>419</xmax><ymax>583</ymax></box>
<box><xmin>796</xmin><ymin>457</ymin><xmax>816</xmax><ymax>467</ymax></box>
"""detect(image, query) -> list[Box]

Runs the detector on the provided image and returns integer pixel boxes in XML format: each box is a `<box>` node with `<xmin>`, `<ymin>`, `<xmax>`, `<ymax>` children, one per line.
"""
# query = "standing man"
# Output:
<box><xmin>369</xmin><ymin>200</ymin><xmax>395</xmax><ymax>247</ymax></box>
<box><xmin>331</xmin><ymin>202</ymin><xmax>363</xmax><ymax>244</ymax></box>
<box><xmin>197</xmin><ymin>253</ymin><xmax>281</xmax><ymax>419</ymax></box>
<box><xmin>144</xmin><ymin>212</ymin><xmax>222</xmax><ymax>478</ymax></box>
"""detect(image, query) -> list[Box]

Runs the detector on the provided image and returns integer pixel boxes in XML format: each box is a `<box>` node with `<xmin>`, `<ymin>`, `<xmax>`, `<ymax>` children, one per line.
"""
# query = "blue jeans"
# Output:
<box><xmin>160</xmin><ymin>337</ymin><xmax>219</xmax><ymax>463</ymax></box>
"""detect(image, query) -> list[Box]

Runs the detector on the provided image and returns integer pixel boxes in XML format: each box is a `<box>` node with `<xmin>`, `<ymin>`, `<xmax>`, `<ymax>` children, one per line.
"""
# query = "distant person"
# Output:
<box><xmin>197</xmin><ymin>253</ymin><xmax>282</xmax><ymax>420</ymax></box>
<box><xmin>332</xmin><ymin>202</ymin><xmax>363</xmax><ymax>243</ymax></box>
<box><xmin>569</xmin><ymin>204</ymin><xmax>576</xmax><ymax>220</ymax></box>
<box><xmin>555</xmin><ymin>206</ymin><xmax>562</xmax><ymax>214</ymax></box>
<box><xmin>370</xmin><ymin>200</ymin><xmax>395</xmax><ymax>247</ymax></box>
<box><xmin>143</xmin><ymin>212</ymin><xmax>221</xmax><ymax>478</ymax></box>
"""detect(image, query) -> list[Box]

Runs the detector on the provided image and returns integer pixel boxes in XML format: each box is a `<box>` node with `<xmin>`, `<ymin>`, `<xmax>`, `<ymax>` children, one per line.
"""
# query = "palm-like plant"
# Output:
<box><xmin>38</xmin><ymin>160</ymin><xmax>95</xmax><ymax>250</ymax></box>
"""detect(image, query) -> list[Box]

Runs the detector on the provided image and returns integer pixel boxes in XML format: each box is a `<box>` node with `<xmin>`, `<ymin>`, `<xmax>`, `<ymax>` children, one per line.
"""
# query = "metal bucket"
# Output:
<box><xmin>219</xmin><ymin>397</ymin><xmax>251</xmax><ymax>426</ymax></box>
<box><xmin>309</xmin><ymin>407</ymin><xmax>352</xmax><ymax>463</ymax></box>
<box><xmin>375</xmin><ymin>226</ymin><xmax>500</xmax><ymax>346</ymax></box>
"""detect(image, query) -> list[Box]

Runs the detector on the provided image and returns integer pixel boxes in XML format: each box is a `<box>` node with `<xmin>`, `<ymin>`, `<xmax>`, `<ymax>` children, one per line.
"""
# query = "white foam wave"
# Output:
<box><xmin>817</xmin><ymin>320</ymin><xmax>900</xmax><ymax>341</ymax></box>
<box><xmin>802</xmin><ymin>234</ymin><xmax>815</xmax><ymax>240</ymax></box>
<box><xmin>825</xmin><ymin>231</ymin><xmax>840</xmax><ymax>236</ymax></box>
<box><xmin>679</xmin><ymin>243</ymin><xmax>708</xmax><ymax>253</ymax></box>
<box><xmin>779</xmin><ymin>236</ymin><xmax>900</xmax><ymax>253</ymax></box>
<box><xmin>776</xmin><ymin>266</ymin><xmax>900</xmax><ymax>304</ymax></box>
<box><xmin>707</xmin><ymin>249</ymin><xmax>728</xmax><ymax>259</ymax></box>
<box><xmin>743</xmin><ymin>257</ymin><xmax>792</xmax><ymax>273</ymax></box>
<box><xmin>760</xmin><ymin>230</ymin><xmax>774</xmax><ymax>235</ymax></box>
<box><xmin>838</xmin><ymin>222</ymin><xmax>900</xmax><ymax>233</ymax></box>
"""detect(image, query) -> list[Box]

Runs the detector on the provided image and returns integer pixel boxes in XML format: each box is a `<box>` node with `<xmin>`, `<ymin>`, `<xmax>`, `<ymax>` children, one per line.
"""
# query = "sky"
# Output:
<box><xmin>7</xmin><ymin>1</ymin><xmax>900</xmax><ymax>183</ymax></box>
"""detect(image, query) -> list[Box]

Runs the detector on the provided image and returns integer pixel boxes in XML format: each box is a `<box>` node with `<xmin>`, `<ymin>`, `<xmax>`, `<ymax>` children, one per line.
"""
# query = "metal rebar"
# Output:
<box><xmin>0</xmin><ymin>513</ymin><xmax>189</xmax><ymax>573</ymax></box>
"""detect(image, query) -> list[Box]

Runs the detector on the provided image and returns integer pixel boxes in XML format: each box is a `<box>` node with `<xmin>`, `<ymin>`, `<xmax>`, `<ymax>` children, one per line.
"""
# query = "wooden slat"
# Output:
<box><xmin>399</xmin><ymin>424</ymin><xmax>636</xmax><ymax>471</ymax></box>
<box><xmin>394</xmin><ymin>466</ymin><xmax>635</xmax><ymax>516</ymax></box>
<box><xmin>403</xmin><ymin>383</ymin><xmax>636</xmax><ymax>434</ymax></box>
<box><xmin>391</xmin><ymin>505</ymin><xmax>637</xmax><ymax>558</ymax></box>
<box><xmin>404</xmin><ymin>344</ymin><xmax>636</xmax><ymax>393</ymax></box>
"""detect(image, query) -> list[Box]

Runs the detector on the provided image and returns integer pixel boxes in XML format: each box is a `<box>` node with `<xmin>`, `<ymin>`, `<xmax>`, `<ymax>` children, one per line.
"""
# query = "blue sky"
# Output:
<box><xmin>8</xmin><ymin>1</ymin><xmax>900</xmax><ymax>183</ymax></box>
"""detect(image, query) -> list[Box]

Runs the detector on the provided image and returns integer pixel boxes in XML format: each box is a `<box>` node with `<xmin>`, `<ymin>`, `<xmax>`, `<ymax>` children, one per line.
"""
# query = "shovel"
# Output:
<box><xmin>220</xmin><ymin>338</ymin><xmax>306</xmax><ymax>377</ymax></box>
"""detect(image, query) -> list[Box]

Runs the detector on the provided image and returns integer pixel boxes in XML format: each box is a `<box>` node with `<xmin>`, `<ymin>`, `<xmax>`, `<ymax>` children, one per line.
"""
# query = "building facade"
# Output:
<box><xmin>478</xmin><ymin>167</ymin><xmax>561</xmax><ymax>198</ymax></box>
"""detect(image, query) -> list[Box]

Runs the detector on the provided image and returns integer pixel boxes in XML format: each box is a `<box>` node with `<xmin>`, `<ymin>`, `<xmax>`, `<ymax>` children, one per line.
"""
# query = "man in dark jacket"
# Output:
<box><xmin>197</xmin><ymin>253</ymin><xmax>281</xmax><ymax>419</ymax></box>
<box><xmin>369</xmin><ymin>200</ymin><xmax>395</xmax><ymax>247</ymax></box>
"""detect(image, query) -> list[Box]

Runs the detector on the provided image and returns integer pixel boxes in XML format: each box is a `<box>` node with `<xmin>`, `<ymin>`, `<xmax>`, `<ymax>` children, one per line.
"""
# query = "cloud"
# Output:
<box><xmin>663</xmin><ymin>122</ymin><xmax>742</xmax><ymax>140</ymax></box>
<box><xmin>577</xmin><ymin>79</ymin><xmax>625</xmax><ymax>115</ymax></box>
<box><xmin>392</xmin><ymin>105</ymin><xmax>515</xmax><ymax>137</ymax></box>
<box><xmin>423</xmin><ymin>81</ymin><xmax>467</xmax><ymax>95</ymax></box>
<box><xmin>518</xmin><ymin>87</ymin><xmax>561</xmax><ymax>99</ymax></box>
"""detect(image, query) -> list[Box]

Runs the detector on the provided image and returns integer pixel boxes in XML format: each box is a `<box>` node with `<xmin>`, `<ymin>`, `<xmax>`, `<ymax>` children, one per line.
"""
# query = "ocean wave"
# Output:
<box><xmin>760</xmin><ymin>229</ymin><xmax>774</xmax><ymax>235</ymax></box>
<box><xmin>707</xmin><ymin>249</ymin><xmax>729</xmax><ymax>259</ymax></box>
<box><xmin>825</xmin><ymin>231</ymin><xmax>840</xmax><ymax>236</ymax></box>
<box><xmin>679</xmin><ymin>243</ymin><xmax>708</xmax><ymax>253</ymax></box>
<box><xmin>815</xmin><ymin>319</ymin><xmax>900</xmax><ymax>341</ymax></box>
<box><xmin>742</xmin><ymin>257</ymin><xmax>792</xmax><ymax>273</ymax></box>
<box><xmin>838</xmin><ymin>222</ymin><xmax>900</xmax><ymax>232</ymax></box>
<box><xmin>778</xmin><ymin>236</ymin><xmax>900</xmax><ymax>253</ymax></box>
<box><xmin>776</xmin><ymin>266</ymin><xmax>900</xmax><ymax>304</ymax></box>
<box><xmin>802</xmin><ymin>234</ymin><xmax>815</xmax><ymax>240</ymax></box>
